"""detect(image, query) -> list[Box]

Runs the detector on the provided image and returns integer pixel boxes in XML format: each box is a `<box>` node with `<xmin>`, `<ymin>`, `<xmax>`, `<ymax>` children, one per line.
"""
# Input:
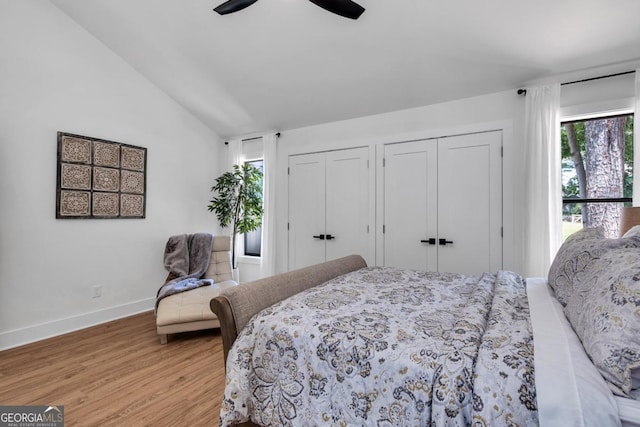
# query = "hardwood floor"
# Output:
<box><xmin>0</xmin><ymin>311</ymin><xmax>226</xmax><ymax>426</ymax></box>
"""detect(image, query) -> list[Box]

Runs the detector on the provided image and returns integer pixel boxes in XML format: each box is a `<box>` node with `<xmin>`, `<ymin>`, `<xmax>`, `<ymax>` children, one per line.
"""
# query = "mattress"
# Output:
<box><xmin>220</xmin><ymin>269</ymin><xmax>635</xmax><ymax>426</ymax></box>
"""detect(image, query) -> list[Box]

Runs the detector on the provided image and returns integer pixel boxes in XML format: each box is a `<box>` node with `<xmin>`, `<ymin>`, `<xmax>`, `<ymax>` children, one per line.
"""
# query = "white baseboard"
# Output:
<box><xmin>0</xmin><ymin>298</ymin><xmax>155</xmax><ymax>351</ymax></box>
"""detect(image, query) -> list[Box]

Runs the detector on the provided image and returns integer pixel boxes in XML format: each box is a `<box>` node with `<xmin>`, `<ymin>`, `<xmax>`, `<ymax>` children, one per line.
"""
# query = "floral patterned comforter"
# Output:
<box><xmin>219</xmin><ymin>268</ymin><xmax>538</xmax><ymax>426</ymax></box>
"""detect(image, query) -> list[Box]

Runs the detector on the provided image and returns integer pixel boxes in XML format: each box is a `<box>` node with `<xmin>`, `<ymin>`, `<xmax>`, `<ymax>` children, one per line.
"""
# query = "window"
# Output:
<box><xmin>561</xmin><ymin>114</ymin><xmax>634</xmax><ymax>239</ymax></box>
<box><xmin>244</xmin><ymin>159</ymin><xmax>263</xmax><ymax>256</ymax></box>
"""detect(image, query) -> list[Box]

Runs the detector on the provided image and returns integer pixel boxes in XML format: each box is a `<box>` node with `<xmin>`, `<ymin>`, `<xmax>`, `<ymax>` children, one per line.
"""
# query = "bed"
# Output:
<box><xmin>211</xmin><ymin>228</ymin><xmax>640</xmax><ymax>426</ymax></box>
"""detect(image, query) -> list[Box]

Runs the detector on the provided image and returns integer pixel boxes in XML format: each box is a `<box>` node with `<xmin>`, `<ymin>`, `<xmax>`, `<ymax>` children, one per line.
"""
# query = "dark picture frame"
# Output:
<box><xmin>56</xmin><ymin>132</ymin><xmax>147</xmax><ymax>219</ymax></box>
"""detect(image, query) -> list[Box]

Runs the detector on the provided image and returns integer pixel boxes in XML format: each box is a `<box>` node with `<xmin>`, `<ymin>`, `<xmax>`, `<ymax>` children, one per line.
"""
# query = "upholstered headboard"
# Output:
<box><xmin>210</xmin><ymin>254</ymin><xmax>367</xmax><ymax>363</ymax></box>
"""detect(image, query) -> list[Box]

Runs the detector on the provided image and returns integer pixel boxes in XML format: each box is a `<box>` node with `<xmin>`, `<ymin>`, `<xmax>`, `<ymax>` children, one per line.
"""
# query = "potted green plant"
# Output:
<box><xmin>208</xmin><ymin>163</ymin><xmax>264</xmax><ymax>276</ymax></box>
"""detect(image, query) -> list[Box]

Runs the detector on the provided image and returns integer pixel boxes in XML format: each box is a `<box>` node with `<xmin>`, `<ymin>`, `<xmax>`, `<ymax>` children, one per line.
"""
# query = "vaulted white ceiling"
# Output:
<box><xmin>51</xmin><ymin>0</ymin><xmax>640</xmax><ymax>138</ymax></box>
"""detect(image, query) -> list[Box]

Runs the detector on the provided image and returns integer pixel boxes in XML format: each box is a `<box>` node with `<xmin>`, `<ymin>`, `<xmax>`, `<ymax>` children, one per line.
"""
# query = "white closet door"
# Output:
<box><xmin>437</xmin><ymin>131</ymin><xmax>502</xmax><ymax>275</ymax></box>
<box><xmin>325</xmin><ymin>147</ymin><xmax>370</xmax><ymax>263</ymax></box>
<box><xmin>383</xmin><ymin>140</ymin><xmax>438</xmax><ymax>270</ymax></box>
<box><xmin>288</xmin><ymin>153</ymin><xmax>326</xmax><ymax>269</ymax></box>
<box><xmin>288</xmin><ymin>147</ymin><xmax>372</xmax><ymax>270</ymax></box>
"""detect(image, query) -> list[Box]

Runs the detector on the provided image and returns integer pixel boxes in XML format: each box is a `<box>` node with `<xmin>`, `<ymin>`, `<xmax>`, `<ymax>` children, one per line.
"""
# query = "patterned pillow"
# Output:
<box><xmin>563</xmin><ymin>242</ymin><xmax>640</xmax><ymax>397</ymax></box>
<box><xmin>633</xmin><ymin>369</ymin><xmax>640</xmax><ymax>389</ymax></box>
<box><xmin>548</xmin><ymin>227</ymin><xmax>604</xmax><ymax>306</ymax></box>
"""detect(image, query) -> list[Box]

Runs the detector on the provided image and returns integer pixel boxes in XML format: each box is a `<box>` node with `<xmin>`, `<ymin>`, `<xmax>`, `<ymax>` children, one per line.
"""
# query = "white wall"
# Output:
<box><xmin>0</xmin><ymin>1</ymin><xmax>224</xmax><ymax>350</ymax></box>
<box><xmin>275</xmin><ymin>90</ymin><xmax>527</xmax><ymax>275</ymax></box>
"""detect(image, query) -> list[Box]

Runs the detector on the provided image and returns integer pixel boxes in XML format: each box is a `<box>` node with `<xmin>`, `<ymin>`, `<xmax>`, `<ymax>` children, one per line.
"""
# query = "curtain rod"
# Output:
<box><xmin>241</xmin><ymin>136</ymin><xmax>262</xmax><ymax>142</ymax></box>
<box><xmin>517</xmin><ymin>69</ymin><xmax>636</xmax><ymax>96</ymax></box>
<box><xmin>561</xmin><ymin>70</ymin><xmax>635</xmax><ymax>86</ymax></box>
<box><xmin>224</xmin><ymin>132</ymin><xmax>280</xmax><ymax>145</ymax></box>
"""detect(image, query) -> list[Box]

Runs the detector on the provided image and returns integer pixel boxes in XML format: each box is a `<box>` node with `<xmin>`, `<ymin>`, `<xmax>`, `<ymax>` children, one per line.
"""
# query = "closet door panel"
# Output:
<box><xmin>437</xmin><ymin>131</ymin><xmax>502</xmax><ymax>275</ymax></box>
<box><xmin>325</xmin><ymin>147</ymin><xmax>370</xmax><ymax>263</ymax></box>
<box><xmin>288</xmin><ymin>153</ymin><xmax>326</xmax><ymax>270</ymax></box>
<box><xmin>383</xmin><ymin>140</ymin><xmax>438</xmax><ymax>271</ymax></box>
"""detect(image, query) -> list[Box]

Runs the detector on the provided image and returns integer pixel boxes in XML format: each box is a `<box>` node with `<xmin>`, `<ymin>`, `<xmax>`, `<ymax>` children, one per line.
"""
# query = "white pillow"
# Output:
<box><xmin>623</xmin><ymin>224</ymin><xmax>640</xmax><ymax>238</ymax></box>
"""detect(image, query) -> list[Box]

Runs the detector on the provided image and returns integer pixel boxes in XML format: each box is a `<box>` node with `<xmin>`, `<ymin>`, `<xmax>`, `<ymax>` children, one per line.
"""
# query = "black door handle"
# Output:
<box><xmin>313</xmin><ymin>234</ymin><xmax>325</xmax><ymax>240</ymax></box>
<box><xmin>439</xmin><ymin>238</ymin><xmax>453</xmax><ymax>245</ymax></box>
<box><xmin>325</xmin><ymin>234</ymin><xmax>335</xmax><ymax>240</ymax></box>
<box><xmin>420</xmin><ymin>238</ymin><xmax>437</xmax><ymax>245</ymax></box>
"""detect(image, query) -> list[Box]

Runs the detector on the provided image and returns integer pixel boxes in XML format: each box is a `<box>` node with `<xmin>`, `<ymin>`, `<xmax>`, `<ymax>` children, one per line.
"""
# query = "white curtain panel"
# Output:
<box><xmin>634</xmin><ymin>69</ymin><xmax>640</xmax><ymax>205</ymax></box>
<box><xmin>227</xmin><ymin>138</ymin><xmax>243</xmax><ymax>171</ymax></box>
<box><xmin>260</xmin><ymin>133</ymin><xmax>278</xmax><ymax>277</ymax></box>
<box><xmin>523</xmin><ymin>84</ymin><xmax>562</xmax><ymax>277</ymax></box>
<box><xmin>225</xmin><ymin>138</ymin><xmax>242</xmax><ymax>273</ymax></box>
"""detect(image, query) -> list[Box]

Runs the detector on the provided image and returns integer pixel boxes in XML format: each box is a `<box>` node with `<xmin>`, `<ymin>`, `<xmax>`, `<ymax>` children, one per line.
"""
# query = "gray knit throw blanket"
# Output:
<box><xmin>155</xmin><ymin>233</ymin><xmax>214</xmax><ymax>312</ymax></box>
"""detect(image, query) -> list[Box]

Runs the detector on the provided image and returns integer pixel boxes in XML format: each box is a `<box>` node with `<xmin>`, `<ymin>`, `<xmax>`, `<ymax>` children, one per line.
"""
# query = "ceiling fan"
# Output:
<box><xmin>214</xmin><ymin>0</ymin><xmax>365</xmax><ymax>20</ymax></box>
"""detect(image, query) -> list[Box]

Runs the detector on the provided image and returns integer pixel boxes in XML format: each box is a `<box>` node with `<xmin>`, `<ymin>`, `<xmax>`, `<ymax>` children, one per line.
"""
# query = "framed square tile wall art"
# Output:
<box><xmin>56</xmin><ymin>132</ymin><xmax>147</xmax><ymax>219</ymax></box>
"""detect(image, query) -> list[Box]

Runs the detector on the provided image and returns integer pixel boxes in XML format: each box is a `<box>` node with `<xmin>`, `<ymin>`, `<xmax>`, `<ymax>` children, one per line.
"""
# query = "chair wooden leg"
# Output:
<box><xmin>159</xmin><ymin>334</ymin><xmax>168</xmax><ymax>345</ymax></box>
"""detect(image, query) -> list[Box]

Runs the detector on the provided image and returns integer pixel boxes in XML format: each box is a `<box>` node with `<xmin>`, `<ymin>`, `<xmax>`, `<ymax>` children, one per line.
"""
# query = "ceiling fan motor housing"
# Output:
<box><xmin>214</xmin><ymin>0</ymin><xmax>365</xmax><ymax>19</ymax></box>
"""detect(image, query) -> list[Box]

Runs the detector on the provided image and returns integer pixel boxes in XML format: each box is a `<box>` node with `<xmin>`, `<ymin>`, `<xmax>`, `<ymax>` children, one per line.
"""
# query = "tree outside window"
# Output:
<box><xmin>561</xmin><ymin>114</ymin><xmax>634</xmax><ymax>239</ymax></box>
<box><xmin>244</xmin><ymin>159</ymin><xmax>263</xmax><ymax>256</ymax></box>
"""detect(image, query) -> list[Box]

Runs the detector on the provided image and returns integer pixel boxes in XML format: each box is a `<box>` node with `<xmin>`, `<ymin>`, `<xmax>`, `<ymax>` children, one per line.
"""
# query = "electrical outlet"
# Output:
<box><xmin>92</xmin><ymin>285</ymin><xmax>102</xmax><ymax>298</ymax></box>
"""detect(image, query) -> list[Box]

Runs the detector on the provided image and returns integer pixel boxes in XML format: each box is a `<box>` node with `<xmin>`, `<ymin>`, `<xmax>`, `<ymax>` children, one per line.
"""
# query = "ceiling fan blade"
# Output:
<box><xmin>308</xmin><ymin>0</ymin><xmax>365</xmax><ymax>19</ymax></box>
<box><xmin>214</xmin><ymin>0</ymin><xmax>258</xmax><ymax>15</ymax></box>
